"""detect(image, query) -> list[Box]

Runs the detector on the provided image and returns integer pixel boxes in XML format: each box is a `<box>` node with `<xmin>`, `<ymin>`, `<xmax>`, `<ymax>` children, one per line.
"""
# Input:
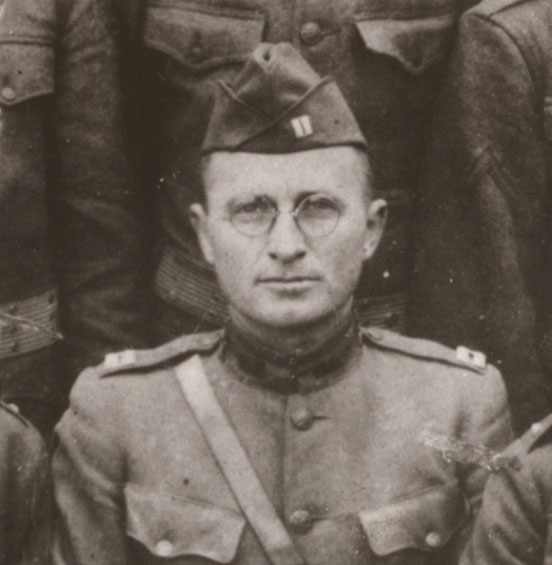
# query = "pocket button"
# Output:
<box><xmin>425</xmin><ymin>531</ymin><xmax>442</xmax><ymax>548</ymax></box>
<box><xmin>155</xmin><ymin>539</ymin><xmax>174</xmax><ymax>557</ymax></box>
<box><xmin>1</xmin><ymin>86</ymin><xmax>15</xmax><ymax>101</ymax></box>
<box><xmin>289</xmin><ymin>509</ymin><xmax>313</xmax><ymax>533</ymax></box>
<box><xmin>300</xmin><ymin>22</ymin><xmax>322</xmax><ymax>46</ymax></box>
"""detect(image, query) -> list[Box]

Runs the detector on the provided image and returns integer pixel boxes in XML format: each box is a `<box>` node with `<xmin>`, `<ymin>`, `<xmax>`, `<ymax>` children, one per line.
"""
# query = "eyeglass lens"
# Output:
<box><xmin>230</xmin><ymin>194</ymin><xmax>340</xmax><ymax>237</ymax></box>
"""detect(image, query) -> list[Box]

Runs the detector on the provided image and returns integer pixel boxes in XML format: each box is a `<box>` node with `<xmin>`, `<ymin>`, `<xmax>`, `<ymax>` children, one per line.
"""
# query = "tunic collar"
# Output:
<box><xmin>220</xmin><ymin>315</ymin><xmax>361</xmax><ymax>394</ymax></box>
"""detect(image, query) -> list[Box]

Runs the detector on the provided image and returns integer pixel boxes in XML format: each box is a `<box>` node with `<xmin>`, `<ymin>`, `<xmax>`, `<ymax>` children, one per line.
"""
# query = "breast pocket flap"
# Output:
<box><xmin>354</xmin><ymin>14</ymin><xmax>456</xmax><ymax>75</ymax></box>
<box><xmin>144</xmin><ymin>4</ymin><xmax>265</xmax><ymax>73</ymax></box>
<box><xmin>359</xmin><ymin>482</ymin><xmax>469</xmax><ymax>556</ymax></box>
<box><xmin>0</xmin><ymin>43</ymin><xmax>54</xmax><ymax>106</ymax></box>
<box><xmin>125</xmin><ymin>484</ymin><xmax>246</xmax><ymax>562</ymax></box>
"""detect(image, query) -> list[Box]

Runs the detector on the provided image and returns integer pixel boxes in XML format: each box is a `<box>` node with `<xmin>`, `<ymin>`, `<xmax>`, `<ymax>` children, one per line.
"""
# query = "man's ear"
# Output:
<box><xmin>362</xmin><ymin>199</ymin><xmax>387</xmax><ymax>261</ymax></box>
<box><xmin>189</xmin><ymin>203</ymin><xmax>215</xmax><ymax>265</ymax></box>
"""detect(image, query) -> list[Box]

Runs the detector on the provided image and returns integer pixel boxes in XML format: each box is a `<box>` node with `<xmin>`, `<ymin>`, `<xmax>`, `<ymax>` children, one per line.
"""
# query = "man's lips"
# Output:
<box><xmin>257</xmin><ymin>276</ymin><xmax>319</xmax><ymax>283</ymax></box>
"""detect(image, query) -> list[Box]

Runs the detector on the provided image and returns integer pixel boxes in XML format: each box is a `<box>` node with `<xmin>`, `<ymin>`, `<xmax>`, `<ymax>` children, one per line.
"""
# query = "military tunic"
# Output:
<box><xmin>0</xmin><ymin>402</ymin><xmax>50</xmax><ymax>565</ymax></box>
<box><xmin>461</xmin><ymin>413</ymin><xmax>552</xmax><ymax>565</ymax></box>
<box><xmin>53</xmin><ymin>326</ymin><xmax>512</xmax><ymax>564</ymax></box>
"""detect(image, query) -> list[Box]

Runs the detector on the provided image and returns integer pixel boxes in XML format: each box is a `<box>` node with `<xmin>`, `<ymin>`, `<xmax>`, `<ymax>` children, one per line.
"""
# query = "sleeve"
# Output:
<box><xmin>443</xmin><ymin>365</ymin><xmax>514</xmax><ymax>562</ymax></box>
<box><xmin>0</xmin><ymin>412</ymin><xmax>50</xmax><ymax>565</ymax></box>
<box><xmin>49</xmin><ymin>0</ymin><xmax>151</xmax><ymax>377</ymax></box>
<box><xmin>460</xmin><ymin>443</ymin><xmax>546</xmax><ymax>565</ymax></box>
<box><xmin>410</xmin><ymin>10</ymin><xmax>552</xmax><ymax>434</ymax></box>
<box><xmin>52</xmin><ymin>372</ymin><xmax>127</xmax><ymax>565</ymax></box>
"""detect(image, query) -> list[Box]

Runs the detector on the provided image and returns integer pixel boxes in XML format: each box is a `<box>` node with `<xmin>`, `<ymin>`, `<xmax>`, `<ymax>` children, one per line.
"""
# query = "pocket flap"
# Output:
<box><xmin>359</xmin><ymin>482</ymin><xmax>469</xmax><ymax>556</ymax></box>
<box><xmin>144</xmin><ymin>3</ymin><xmax>265</xmax><ymax>72</ymax></box>
<box><xmin>354</xmin><ymin>14</ymin><xmax>455</xmax><ymax>75</ymax></box>
<box><xmin>0</xmin><ymin>43</ymin><xmax>54</xmax><ymax>105</ymax></box>
<box><xmin>125</xmin><ymin>484</ymin><xmax>246</xmax><ymax>562</ymax></box>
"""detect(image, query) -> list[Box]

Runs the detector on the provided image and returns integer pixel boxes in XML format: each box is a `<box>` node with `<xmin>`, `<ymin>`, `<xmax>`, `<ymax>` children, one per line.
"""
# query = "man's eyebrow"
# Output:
<box><xmin>225</xmin><ymin>194</ymin><xmax>270</xmax><ymax>209</ymax></box>
<box><xmin>294</xmin><ymin>190</ymin><xmax>344</xmax><ymax>205</ymax></box>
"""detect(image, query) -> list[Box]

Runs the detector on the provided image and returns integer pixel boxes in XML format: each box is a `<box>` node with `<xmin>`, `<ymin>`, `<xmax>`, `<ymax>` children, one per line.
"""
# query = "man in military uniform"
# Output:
<box><xmin>53</xmin><ymin>44</ymin><xmax>512</xmax><ymax>564</ymax></box>
<box><xmin>410</xmin><ymin>0</ymin><xmax>552</xmax><ymax>433</ymax></box>
<box><xmin>0</xmin><ymin>401</ymin><xmax>50</xmax><ymax>564</ymax></box>
<box><xmin>461</xmin><ymin>413</ymin><xmax>552</xmax><ymax>564</ymax></box>
<box><xmin>0</xmin><ymin>0</ymin><xmax>151</xmax><ymax>437</ymax></box>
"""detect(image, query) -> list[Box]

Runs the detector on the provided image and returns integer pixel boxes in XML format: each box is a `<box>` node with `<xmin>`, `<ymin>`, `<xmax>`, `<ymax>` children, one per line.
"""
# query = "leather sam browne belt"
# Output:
<box><xmin>154</xmin><ymin>246</ymin><xmax>406</xmax><ymax>332</ymax></box>
<box><xmin>0</xmin><ymin>289</ymin><xmax>60</xmax><ymax>359</ymax></box>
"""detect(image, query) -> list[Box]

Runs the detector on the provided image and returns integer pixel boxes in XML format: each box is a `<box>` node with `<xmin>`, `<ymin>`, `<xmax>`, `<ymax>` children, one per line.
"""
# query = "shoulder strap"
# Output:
<box><xmin>174</xmin><ymin>356</ymin><xmax>305</xmax><ymax>565</ymax></box>
<box><xmin>361</xmin><ymin>327</ymin><xmax>487</xmax><ymax>374</ymax></box>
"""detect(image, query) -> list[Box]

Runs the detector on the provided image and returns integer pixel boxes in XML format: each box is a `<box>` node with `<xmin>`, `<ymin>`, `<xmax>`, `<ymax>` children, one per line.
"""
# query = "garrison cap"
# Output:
<box><xmin>201</xmin><ymin>43</ymin><xmax>367</xmax><ymax>154</ymax></box>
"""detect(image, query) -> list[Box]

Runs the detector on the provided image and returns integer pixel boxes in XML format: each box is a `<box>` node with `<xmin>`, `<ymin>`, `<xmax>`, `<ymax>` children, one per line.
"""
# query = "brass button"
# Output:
<box><xmin>300</xmin><ymin>22</ymin><xmax>322</xmax><ymax>46</ymax></box>
<box><xmin>367</xmin><ymin>328</ymin><xmax>384</xmax><ymax>342</ymax></box>
<box><xmin>155</xmin><ymin>540</ymin><xmax>174</xmax><ymax>557</ymax></box>
<box><xmin>1</xmin><ymin>86</ymin><xmax>15</xmax><ymax>101</ymax></box>
<box><xmin>290</xmin><ymin>407</ymin><xmax>315</xmax><ymax>431</ymax></box>
<box><xmin>289</xmin><ymin>509</ymin><xmax>313</xmax><ymax>533</ymax></box>
<box><xmin>7</xmin><ymin>403</ymin><xmax>19</xmax><ymax>414</ymax></box>
<box><xmin>531</xmin><ymin>422</ymin><xmax>543</xmax><ymax>435</ymax></box>
<box><xmin>425</xmin><ymin>531</ymin><xmax>442</xmax><ymax>548</ymax></box>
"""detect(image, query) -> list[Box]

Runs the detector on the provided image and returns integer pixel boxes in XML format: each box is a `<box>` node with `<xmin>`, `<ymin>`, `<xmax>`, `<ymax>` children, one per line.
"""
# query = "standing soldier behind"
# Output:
<box><xmin>411</xmin><ymin>0</ymin><xmax>552</xmax><ymax>433</ymax></box>
<box><xmin>52</xmin><ymin>44</ymin><xmax>512</xmax><ymax>565</ymax></box>
<box><xmin>0</xmin><ymin>0</ymin><xmax>150</xmax><ymax>436</ymax></box>
<box><xmin>118</xmin><ymin>0</ymin><xmax>482</xmax><ymax>342</ymax></box>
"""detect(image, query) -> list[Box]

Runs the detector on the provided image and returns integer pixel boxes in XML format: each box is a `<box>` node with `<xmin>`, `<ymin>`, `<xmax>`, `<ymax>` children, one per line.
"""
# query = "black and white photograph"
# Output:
<box><xmin>0</xmin><ymin>0</ymin><xmax>550</xmax><ymax>563</ymax></box>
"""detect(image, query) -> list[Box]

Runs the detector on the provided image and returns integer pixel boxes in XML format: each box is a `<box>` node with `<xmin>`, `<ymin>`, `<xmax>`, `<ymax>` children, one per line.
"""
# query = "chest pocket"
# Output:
<box><xmin>0</xmin><ymin>43</ymin><xmax>54</xmax><ymax>106</ymax></box>
<box><xmin>354</xmin><ymin>11</ymin><xmax>456</xmax><ymax>76</ymax></box>
<box><xmin>359</xmin><ymin>482</ymin><xmax>469</xmax><ymax>556</ymax></box>
<box><xmin>125</xmin><ymin>484</ymin><xmax>246</xmax><ymax>562</ymax></box>
<box><xmin>144</xmin><ymin>1</ymin><xmax>265</xmax><ymax>75</ymax></box>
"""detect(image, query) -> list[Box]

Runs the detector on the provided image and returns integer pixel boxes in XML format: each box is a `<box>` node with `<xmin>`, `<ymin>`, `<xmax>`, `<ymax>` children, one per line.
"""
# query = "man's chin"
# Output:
<box><xmin>248</xmin><ymin>303</ymin><xmax>332</xmax><ymax>330</ymax></box>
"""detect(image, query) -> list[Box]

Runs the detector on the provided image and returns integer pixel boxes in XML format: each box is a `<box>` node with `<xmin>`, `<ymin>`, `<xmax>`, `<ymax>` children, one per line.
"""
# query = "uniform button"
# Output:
<box><xmin>290</xmin><ymin>407</ymin><xmax>315</xmax><ymax>431</ymax></box>
<box><xmin>531</xmin><ymin>422</ymin><xmax>543</xmax><ymax>435</ymax></box>
<box><xmin>288</xmin><ymin>509</ymin><xmax>313</xmax><ymax>533</ymax></box>
<box><xmin>155</xmin><ymin>540</ymin><xmax>174</xmax><ymax>557</ymax></box>
<box><xmin>1</xmin><ymin>86</ymin><xmax>15</xmax><ymax>101</ymax></box>
<box><xmin>300</xmin><ymin>22</ymin><xmax>322</xmax><ymax>46</ymax></box>
<box><xmin>367</xmin><ymin>328</ymin><xmax>384</xmax><ymax>342</ymax></box>
<box><xmin>7</xmin><ymin>403</ymin><xmax>19</xmax><ymax>414</ymax></box>
<box><xmin>425</xmin><ymin>531</ymin><xmax>442</xmax><ymax>548</ymax></box>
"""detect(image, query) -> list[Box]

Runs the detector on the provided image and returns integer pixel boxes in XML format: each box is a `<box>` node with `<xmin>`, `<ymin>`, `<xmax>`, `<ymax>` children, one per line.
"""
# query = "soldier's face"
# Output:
<box><xmin>191</xmin><ymin>147</ymin><xmax>386</xmax><ymax>330</ymax></box>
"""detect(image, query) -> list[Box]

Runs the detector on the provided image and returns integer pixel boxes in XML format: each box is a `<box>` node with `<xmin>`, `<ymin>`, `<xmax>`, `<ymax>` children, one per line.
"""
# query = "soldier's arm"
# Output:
<box><xmin>0</xmin><ymin>405</ymin><xmax>50</xmax><ymax>565</ymax></box>
<box><xmin>443</xmin><ymin>364</ymin><xmax>514</xmax><ymax>562</ymax></box>
<box><xmin>52</xmin><ymin>369</ymin><xmax>127</xmax><ymax>564</ymax></box>
<box><xmin>412</xmin><ymin>6</ymin><xmax>551</xmax><ymax>433</ymax></box>
<box><xmin>460</xmin><ymin>440</ymin><xmax>547</xmax><ymax>565</ymax></box>
<box><xmin>50</xmin><ymin>0</ymin><xmax>151</xmax><ymax>376</ymax></box>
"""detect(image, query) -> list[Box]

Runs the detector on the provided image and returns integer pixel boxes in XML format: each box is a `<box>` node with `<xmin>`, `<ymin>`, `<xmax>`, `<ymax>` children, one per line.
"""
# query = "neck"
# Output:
<box><xmin>222</xmin><ymin>303</ymin><xmax>360</xmax><ymax>393</ymax></box>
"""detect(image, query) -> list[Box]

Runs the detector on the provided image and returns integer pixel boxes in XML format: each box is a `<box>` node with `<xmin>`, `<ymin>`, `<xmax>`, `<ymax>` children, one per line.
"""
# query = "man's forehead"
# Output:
<box><xmin>204</xmin><ymin>147</ymin><xmax>366</xmax><ymax>185</ymax></box>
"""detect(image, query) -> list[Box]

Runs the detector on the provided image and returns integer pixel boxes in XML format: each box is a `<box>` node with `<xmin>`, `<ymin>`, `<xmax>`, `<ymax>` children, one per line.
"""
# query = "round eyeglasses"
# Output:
<box><xmin>229</xmin><ymin>194</ymin><xmax>342</xmax><ymax>237</ymax></box>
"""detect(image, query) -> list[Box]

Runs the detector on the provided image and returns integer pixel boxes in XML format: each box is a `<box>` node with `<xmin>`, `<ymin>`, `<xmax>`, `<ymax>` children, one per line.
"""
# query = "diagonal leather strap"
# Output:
<box><xmin>175</xmin><ymin>355</ymin><xmax>305</xmax><ymax>565</ymax></box>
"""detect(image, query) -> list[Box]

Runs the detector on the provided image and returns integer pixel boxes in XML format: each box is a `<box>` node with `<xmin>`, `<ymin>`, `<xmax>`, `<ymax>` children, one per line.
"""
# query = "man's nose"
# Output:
<box><xmin>266</xmin><ymin>212</ymin><xmax>307</xmax><ymax>263</ymax></box>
